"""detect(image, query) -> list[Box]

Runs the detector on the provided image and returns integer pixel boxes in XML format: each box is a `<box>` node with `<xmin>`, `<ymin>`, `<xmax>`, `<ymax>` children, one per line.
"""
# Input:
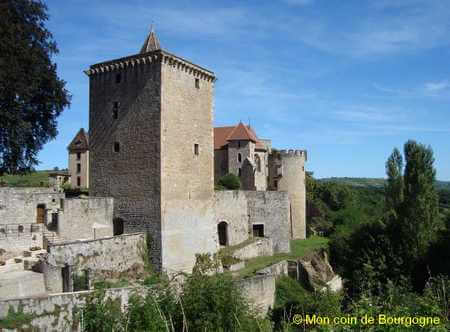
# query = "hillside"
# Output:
<box><xmin>319</xmin><ymin>177</ymin><xmax>450</xmax><ymax>190</ymax></box>
<box><xmin>0</xmin><ymin>171</ymin><xmax>51</xmax><ymax>187</ymax></box>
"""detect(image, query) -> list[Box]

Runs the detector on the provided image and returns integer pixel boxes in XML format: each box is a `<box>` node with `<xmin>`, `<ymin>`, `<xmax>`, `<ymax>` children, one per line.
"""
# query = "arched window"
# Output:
<box><xmin>255</xmin><ymin>154</ymin><xmax>261</xmax><ymax>172</ymax></box>
<box><xmin>218</xmin><ymin>221</ymin><xmax>228</xmax><ymax>246</ymax></box>
<box><xmin>238</xmin><ymin>153</ymin><xmax>242</xmax><ymax>163</ymax></box>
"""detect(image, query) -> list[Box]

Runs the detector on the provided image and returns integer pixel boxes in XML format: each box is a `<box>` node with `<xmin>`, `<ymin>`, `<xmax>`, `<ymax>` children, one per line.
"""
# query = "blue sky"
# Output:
<box><xmin>39</xmin><ymin>0</ymin><xmax>450</xmax><ymax>180</ymax></box>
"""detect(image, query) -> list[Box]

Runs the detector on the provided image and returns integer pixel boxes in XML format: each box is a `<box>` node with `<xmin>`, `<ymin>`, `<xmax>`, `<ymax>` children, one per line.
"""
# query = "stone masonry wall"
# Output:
<box><xmin>160</xmin><ymin>53</ymin><xmax>216</xmax><ymax>273</ymax></box>
<box><xmin>88</xmin><ymin>53</ymin><xmax>162</xmax><ymax>268</ymax></box>
<box><xmin>0</xmin><ymin>224</ymin><xmax>43</xmax><ymax>252</ymax></box>
<box><xmin>213</xmin><ymin>191</ymin><xmax>249</xmax><ymax>246</ymax></box>
<box><xmin>244</xmin><ymin>191</ymin><xmax>291</xmax><ymax>253</ymax></box>
<box><xmin>0</xmin><ymin>274</ymin><xmax>275</xmax><ymax>330</ymax></box>
<box><xmin>47</xmin><ymin>233</ymin><xmax>145</xmax><ymax>281</ymax></box>
<box><xmin>0</xmin><ymin>188</ymin><xmax>63</xmax><ymax>225</ymax></box>
<box><xmin>58</xmin><ymin>197</ymin><xmax>113</xmax><ymax>241</ymax></box>
<box><xmin>233</xmin><ymin>237</ymin><xmax>273</xmax><ymax>260</ymax></box>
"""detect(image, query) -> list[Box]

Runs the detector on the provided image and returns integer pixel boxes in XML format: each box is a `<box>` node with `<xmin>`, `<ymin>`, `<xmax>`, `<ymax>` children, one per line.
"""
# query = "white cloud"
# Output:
<box><xmin>424</xmin><ymin>81</ymin><xmax>450</xmax><ymax>93</ymax></box>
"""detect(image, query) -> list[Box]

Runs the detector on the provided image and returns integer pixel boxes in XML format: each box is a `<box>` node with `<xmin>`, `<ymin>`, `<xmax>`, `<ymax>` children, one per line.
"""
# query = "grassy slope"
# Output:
<box><xmin>0</xmin><ymin>171</ymin><xmax>51</xmax><ymax>187</ymax></box>
<box><xmin>235</xmin><ymin>236</ymin><xmax>329</xmax><ymax>278</ymax></box>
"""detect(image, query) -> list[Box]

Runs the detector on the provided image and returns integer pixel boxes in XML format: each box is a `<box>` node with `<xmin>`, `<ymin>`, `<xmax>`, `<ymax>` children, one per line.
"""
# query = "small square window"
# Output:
<box><xmin>194</xmin><ymin>144</ymin><xmax>199</xmax><ymax>155</ymax></box>
<box><xmin>114</xmin><ymin>142</ymin><xmax>120</xmax><ymax>153</ymax></box>
<box><xmin>115</xmin><ymin>73</ymin><xmax>121</xmax><ymax>84</ymax></box>
<box><xmin>195</xmin><ymin>78</ymin><xmax>200</xmax><ymax>89</ymax></box>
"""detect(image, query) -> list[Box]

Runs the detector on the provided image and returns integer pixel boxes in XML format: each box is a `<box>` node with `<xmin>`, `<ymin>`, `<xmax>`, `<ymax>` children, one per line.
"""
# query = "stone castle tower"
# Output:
<box><xmin>269</xmin><ymin>150</ymin><xmax>307</xmax><ymax>239</ymax></box>
<box><xmin>85</xmin><ymin>29</ymin><xmax>217</xmax><ymax>272</ymax></box>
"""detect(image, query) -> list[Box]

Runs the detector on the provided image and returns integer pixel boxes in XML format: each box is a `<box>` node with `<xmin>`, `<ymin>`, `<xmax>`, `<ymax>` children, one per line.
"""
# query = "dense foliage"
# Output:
<box><xmin>0</xmin><ymin>0</ymin><xmax>70</xmax><ymax>174</ymax></box>
<box><xmin>216</xmin><ymin>173</ymin><xmax>241</xmax><ymax>190</ymax></box>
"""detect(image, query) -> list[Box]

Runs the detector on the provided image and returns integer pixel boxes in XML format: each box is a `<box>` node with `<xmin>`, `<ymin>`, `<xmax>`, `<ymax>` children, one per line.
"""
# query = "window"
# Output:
<box><xmin>253</xmin><ymin>224</ymin><xmax>264</xmax><ymax>237</ymax></box>
<box><xmin>76</xmin><ymin>163</ymin><xmax>81</xmax><ymax>173</ymax></box>
<box><xmin>114</xmin><ymin>142</ymin><xmax>120</xmax><ymax>153</ymax></box>
<box><xmin>195</xmin><ymin>78</ymin><xmax>200</xmax><ymax>89</ymax></box>
<box><xmin>194</xmin><ymin>144</ymin><xmax>199</xmax><ymax>155</ymax></box>
<box><xmin>76</xmin><ymin>152</ymin><xmax>81</xmax><ymax>160</ymax></box>
<box><xmin>238</xmin><ymin>153</ymin><xmax>242</xmax><ymax>163</ymax></box>
<box><xmin>77</xmin><ymin>176</ymin><xmax>81</xmax><ymax>187</ymax></box>
<box><xmin>238</xmin><ymin>168</ymin><xmax>241</xmax><ymax>177</ymax></box>
<box><xmin>255</xmin><ymin>154</ymin><xmax>261</xmax><ymax>172</ymax></box>
<box><xmin>274</xmin><ymin>180</ymin><xmax>278</xmax><ymax>190</ymax></box>
<box><xmin>18</xmin><ymin>225</ymin><xmax>24</xmax><ymax>233</ymax></box>
<box><xmin>218</xmin><ymin>222</ymin><xmax>228</xmax><ymax>246</ymax></box>
<box><xmin>113</xmin><ymin>102</ymin><xmax>119</xmax><ymax>119</ymax></box>
<box><xmin>115</xmin><ymin>73</ymin><xmax>121</xmax><ymax>84</ymax></box>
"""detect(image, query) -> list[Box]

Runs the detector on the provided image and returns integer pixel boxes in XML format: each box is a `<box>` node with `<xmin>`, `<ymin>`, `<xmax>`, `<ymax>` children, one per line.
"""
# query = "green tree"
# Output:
<box><xmin>0</xmin><ymin>0</ymin><xmax>71</xmax><ymax>174</ymax></box>
<box><xmin>385</xmin><ymin>147</ymin><xmax>404</xmax><ymax>214</ymax></box>
<box><xmin>217</xmin><ymin>173</ymin><xmax>241</xmax><ymax>190</ymax></box>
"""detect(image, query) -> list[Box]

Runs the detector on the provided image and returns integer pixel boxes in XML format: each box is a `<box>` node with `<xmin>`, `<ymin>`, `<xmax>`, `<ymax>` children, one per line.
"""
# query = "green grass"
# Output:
<box><xmin>0</xmin><ymin>171</ymin><xmax>51</xmax><ymax>187</ymax></box>
<box><xmin>219</xmin><ymin>238</ymin><xmax>258</xmax><ymax>257</ymax></box>
<box><xmin>235</xmin><ymin>236</ymin><xmax>329</xmax><ymax>278</ymax></box>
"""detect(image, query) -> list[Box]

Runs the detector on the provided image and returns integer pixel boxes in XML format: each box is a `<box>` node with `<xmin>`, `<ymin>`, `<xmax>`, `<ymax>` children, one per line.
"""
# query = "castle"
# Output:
<box><xmin>80</xmin><ymin>29</ymin><xmax>307</xmax><ymax>273</ymax></box>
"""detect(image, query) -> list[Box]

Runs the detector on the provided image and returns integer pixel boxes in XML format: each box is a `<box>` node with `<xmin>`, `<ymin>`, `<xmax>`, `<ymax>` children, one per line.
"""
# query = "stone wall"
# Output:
<box><xmin>214</xmin><ymin>149</ymin><xmax>228</xmax><ymax>182</ymax></box>
<box><xmin>47</xmin><ymin>233</ymin><xmax>146</xmax><ymax>283</ymax></box>
<box><xmin>214</xmin><ymin>191</ymin><xmax>249</xmax><ymax>246</ymax></box>
<box><xmin>160</xmin><ymin>52</ymin><xmax>216</xmax><ymax>274</ymax></box>
<box><xmin>0</xmin><ymin>224</ymin><xmax>43</xmax><ymax>252</ymax></box>
<box><xmin>244</xmin><ymin>191</ymin><xmax>291</xmax><ymax>253</ymax></box>
<box><xmin>58</xmin><ymin>197</ymin><xmax>113</xmax><ymax>241</ymax></box>
<box><xmin>0</xmin><ymin>188</ymin><xmax>63</xmax><ymax>225</ymax></box>
<box><xmin>233</xmin><ymin>237</ymin><xmax>273</xmax><ymax>260</ymax></box>
<box><xmin>0</xmin><ymin>274</ymin><xmax>275</xmax><ymax>330</ymax></box>
<box><xmin>0</xmin><ymin>287</ymin><xmax>133</xmax><ymax>331</ymax></box>
<box><xmin>236</xmin><ymin>274</ymin><xmax>276</xmax><ymax>315</ymax></box>
<box><xmin>254</xmin><ymin>150</ymin><xmax>268</xmax><ymax>191</ymax></box>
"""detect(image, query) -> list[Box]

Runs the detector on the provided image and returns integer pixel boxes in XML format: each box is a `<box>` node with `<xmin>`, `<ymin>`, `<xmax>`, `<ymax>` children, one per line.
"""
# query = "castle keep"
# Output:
<box><xmin>83</xmin><ymin>29</ymin><xmax>307</xmax><ymax>272</ymax></box>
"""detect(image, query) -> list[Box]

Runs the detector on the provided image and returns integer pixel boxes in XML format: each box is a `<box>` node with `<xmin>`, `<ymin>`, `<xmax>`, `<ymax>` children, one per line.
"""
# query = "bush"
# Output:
<box><xmin>217</xmin><ymin>173</ymin><xmax>241</xmax><ymax>190</ymax></box>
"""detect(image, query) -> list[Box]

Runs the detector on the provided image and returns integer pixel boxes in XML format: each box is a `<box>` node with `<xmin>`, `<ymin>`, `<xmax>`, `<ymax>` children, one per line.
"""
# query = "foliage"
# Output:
<box><xmin>82</xmin><ymin>254</ymin><xmax>271</xmax><ymax>332</ymax></box>
<box><xmin>217</xmin><ymin>173</ymin><xmax>241</xmax><ymax>190</ymax></box>
<box><xmin>0</xmin><ymin>305</ymin><xmax>34</xmax><ymax>329</ymax></box>
<box><xmin>0</xmin><ymin>0</ymin><xmax>71</xmax><ymax>174</ymax></box>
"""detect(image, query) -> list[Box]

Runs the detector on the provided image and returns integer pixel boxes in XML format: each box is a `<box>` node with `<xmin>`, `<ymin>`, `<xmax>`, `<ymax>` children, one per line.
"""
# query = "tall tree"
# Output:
<box><xmin>401</xmin><ymin>140</ymin><xmax>440</xmax><ymax>258</ymax></box>
<box><xmin>0</xmin><ymin>0</ymin><xmax>71</xmax><ymax>174</ymax></box>
<box><xmin>385</xmin><ymin>147</ymin><xmax>404</xmax><ymax>215</ymax></box>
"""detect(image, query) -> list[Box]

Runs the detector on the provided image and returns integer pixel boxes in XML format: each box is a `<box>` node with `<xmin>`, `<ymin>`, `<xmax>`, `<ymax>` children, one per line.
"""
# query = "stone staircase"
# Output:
<box><xmin>43</xmin><ymin>228</ymin><xmax>66</xmax><ymax>247</ymax></box>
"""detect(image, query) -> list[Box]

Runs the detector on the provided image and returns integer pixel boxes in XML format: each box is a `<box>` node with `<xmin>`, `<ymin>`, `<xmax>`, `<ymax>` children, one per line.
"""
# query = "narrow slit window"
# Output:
<box><xmin>194</xmin><ymin>144</ymin><xmax>199</xmax><ymax>155</ymax></box>
<box><xmin>238</xmin><ymin>153</ymin><xmax>242</xmax><ymax>163</ymax></box>
<box><xmin>76</xmin><ymin>163</ymin><xmax>81</xmax><ymax>173</ymax></box>
<box><xmin>113</xmin><ymin>102</ymin><xmax>119</xmax><ymax>119</ymax></box>
<box><xmin>195</xmin><ymin>78</ymin><xmax>200</xmax><ymax>89</ymax></box>
<box><xmin>114</xmin><ymin>142</ymin><xmax>120</xmax><ymax>153</ymax></box>
<box><xmin>77</xmin><ymin>176</ymin><xmax>81</xmax><ymax>187</ymax></box>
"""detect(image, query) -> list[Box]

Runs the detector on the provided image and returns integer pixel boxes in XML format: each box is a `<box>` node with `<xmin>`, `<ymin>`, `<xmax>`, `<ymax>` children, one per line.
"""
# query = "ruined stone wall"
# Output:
<box><xmin>88</xmin><ymin>53</ymin><xmax>162</xmax><ymax>267</ymax></box>
<box><xmin>235</xmin><ymin>274</ymin><xmax>276</xmax><ymax>315</ymax></box>
<box><xmin>244</xmin><ymin>191</ymin><xmax>291</xmax><ymax>253</ymax></box>
<box><xmin>233</xmin><ymin>237</ymin><xmax>273</xmax><ymax>260</ymax></box>
<box><xmin>160</xmin><ymin>53</ymin><xmax>216</xmax><ymax>273</ymax></box>
<box><xmin>68</xmin><ymin>150</ymin><xmax>89</xmax><ymax>188</ymax></box>
<box><xmin>213</xmin><ymin>191</ymin><xmax>249</xmax><ymax>246</ymax></box>
<box><xmin>58</xmin><ymin>197</ymin><xmax>113</xmax><ymax>241</ymax></box>
<box><xmin>0</xmin><ymin>224</ymin><xmax>43</xmax><ymax>252</ymax></box>
<box><xmin>47</xmin><ymin>233</ymin><xmax>145</xmax><ymax>281</ymax></box>
<box><xmin>0</xmin><ymin>188</ymin><xmax>64</xmax><ymax>225</ymax></box>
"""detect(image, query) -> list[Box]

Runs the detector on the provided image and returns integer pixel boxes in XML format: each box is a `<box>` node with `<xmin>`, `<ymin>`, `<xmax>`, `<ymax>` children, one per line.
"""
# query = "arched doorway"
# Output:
<box><xmin>218</xmin><ymin>221</ymin><xmax>228</xmax><ymax>246</ymax></box>
<box><xmin>113</xmin><ymin>218</ymin><xmax>124</xmax><ymax>236</ymax></box>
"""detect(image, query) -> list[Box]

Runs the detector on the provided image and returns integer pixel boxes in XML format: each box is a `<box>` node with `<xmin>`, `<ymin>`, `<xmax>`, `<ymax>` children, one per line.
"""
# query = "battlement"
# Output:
<box><xmin>84</xmin><ymin>50</ymin><xmax>216</xmax><ymax>82</ymax></box>
<box><xmin>278</xmin><ymin>149</ymin><xmax>307</xmax><ymax>161</ymax></box>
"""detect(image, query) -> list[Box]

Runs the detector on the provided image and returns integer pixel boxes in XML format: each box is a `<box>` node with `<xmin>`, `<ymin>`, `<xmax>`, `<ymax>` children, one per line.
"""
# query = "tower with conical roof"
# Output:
<box><xmin>85</xmin><ymin>28</ymin><xmax>216</xmax><ymax>272</ymax></box>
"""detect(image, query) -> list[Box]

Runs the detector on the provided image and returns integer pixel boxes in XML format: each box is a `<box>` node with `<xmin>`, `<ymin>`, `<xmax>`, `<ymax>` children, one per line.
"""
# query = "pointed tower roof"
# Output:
<box><xmin>67</xmin><ymin>128</ymin><xmax>89</xmax><ymax>151</ymax></box>
<box><xmin>140</xmin><ymin>26</ymin><xmax>161</xmax><ymax>54</ymax></box>
<box><xmin>226</xmin><ymin>122</ymin><xmax>258</xmax><ymax>143</ymax></box>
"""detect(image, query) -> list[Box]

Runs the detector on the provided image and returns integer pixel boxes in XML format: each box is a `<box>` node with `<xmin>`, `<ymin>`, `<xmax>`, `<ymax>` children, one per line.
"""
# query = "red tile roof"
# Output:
<box><xmin>67</xmin><ymin>128</ymin><xmax>89</xmax><ymax>151</ymax></box>
<box><xmin>214</xmin><ymin>123</ymin><xmax>266</xmax><ymax>151</ymax></box>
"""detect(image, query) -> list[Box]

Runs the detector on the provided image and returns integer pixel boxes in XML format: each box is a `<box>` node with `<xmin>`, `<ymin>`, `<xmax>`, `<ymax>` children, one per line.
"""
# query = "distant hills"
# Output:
<box><xmin>319</xmin><ymin>177</ymin><xmax>450</xmax><ymax>191</ymax></box>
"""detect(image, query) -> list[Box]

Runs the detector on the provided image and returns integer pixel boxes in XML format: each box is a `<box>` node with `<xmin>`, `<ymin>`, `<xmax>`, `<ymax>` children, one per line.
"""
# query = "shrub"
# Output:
<box><xmin>217</xmin><ymin>173</ymin><xmax>241</xmax><ymax>190</ymax></box>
